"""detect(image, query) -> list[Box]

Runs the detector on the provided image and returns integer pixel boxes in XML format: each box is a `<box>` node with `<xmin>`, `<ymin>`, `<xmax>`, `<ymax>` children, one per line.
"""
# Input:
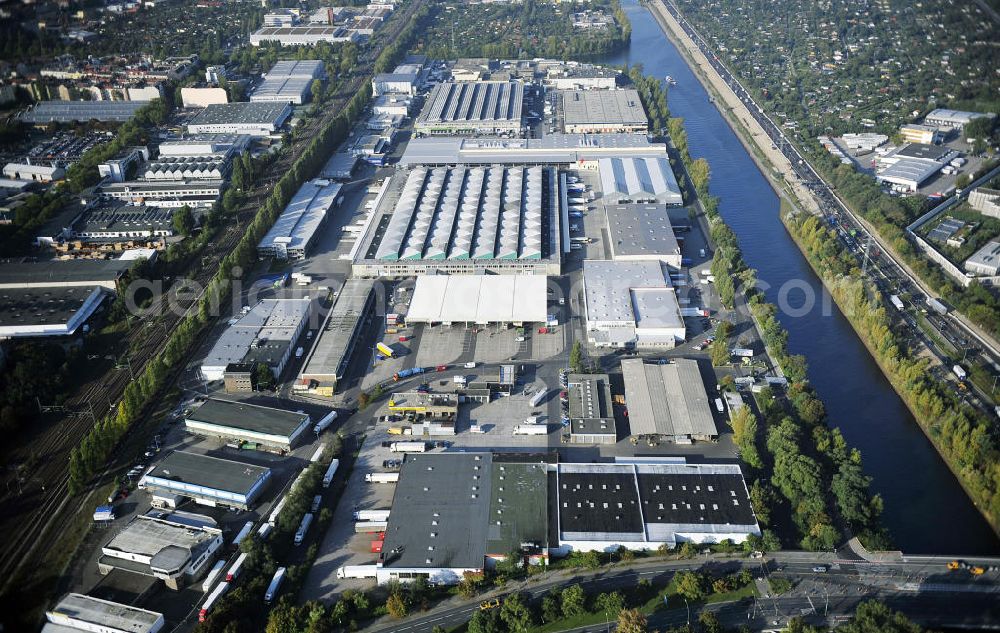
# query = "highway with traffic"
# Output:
<box><xmin>658</xmin><ymin>0</ymin><xmax>1000</xmax><ymax>418</ymax></box>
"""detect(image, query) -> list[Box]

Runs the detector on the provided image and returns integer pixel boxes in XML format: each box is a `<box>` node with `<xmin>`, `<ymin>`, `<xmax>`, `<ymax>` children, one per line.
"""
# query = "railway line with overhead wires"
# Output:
<box><xmin>0</xmin><ymin>0</ymin><xmax>427</xmax><ymax>597</ymax></box>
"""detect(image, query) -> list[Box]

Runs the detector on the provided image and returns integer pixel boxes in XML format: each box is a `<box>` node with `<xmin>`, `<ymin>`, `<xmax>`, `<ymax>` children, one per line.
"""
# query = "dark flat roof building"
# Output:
<box><xmin>184</xmin><ymin>398</ymin><xmax>311</xmax><ymax>451</ymax></box>
<box><xmin>0</xmin><ymin>285</ymin><xmax>108</xmax><ymax>338</ymax></box>
<box><xmin>140</xmin><ymin>451</ymin><xmax>271</xmax><ymax>509</ymax></box>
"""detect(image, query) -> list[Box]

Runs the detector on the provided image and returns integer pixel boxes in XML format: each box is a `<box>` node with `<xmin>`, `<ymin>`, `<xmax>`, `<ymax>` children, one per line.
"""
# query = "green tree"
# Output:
<box><xmin>674</xmin><ymin>571</ymin><xmax>706</xmax><ymax>602</ymax></box>
<box><xmin>172</xmin><ymin>205</ymin><xmax>195</xmax><ymax>236</ymax></box>
<box><xmin>499</xmin><ymin>592</ymin><xmax>534</xmax><ymax>633</ymax></box>
<box><xmin>253</xmin><ymin>362</ymin><xmax>275</xmax><ymax>391</ymax></box>
<box><xmin>616</xmin><ymin>609</ymin><xmax>648</xmax><ymax>633</ymax></box>
<box><xmin>560</xmin><ymin>584</ymin><xmax>587</xmax><ymax>617</ymax></box>
<box><xmin>594</xmin><ymin>591</ymin><xmax>625</xmax><ymax>617</ymax></box>
<box><xmin>540</xmin><ymin>594</ymin><xmax>561</xmax><ymax>623</ymax></box>
<box><xmin>386</xmin><ymin>591</ymin><xmax>408</xmax><ymax>618</ymax></box>
<box><xmin>468</xmin><ymin>609</ymin><xmax>502</xmax><ymax>633</ymax></box>
<box><xmin>569</xmin><ymin>340</ymin><xmax>584</xmax><ymax>374</ymax></box>
<box><xmin>731</xmin><ymin>407</ymin><xmax>763</xmax><ymax>468</ymax></box>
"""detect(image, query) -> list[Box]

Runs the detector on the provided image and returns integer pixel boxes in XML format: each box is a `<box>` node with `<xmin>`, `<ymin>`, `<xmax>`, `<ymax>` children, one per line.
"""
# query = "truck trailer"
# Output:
<box><xmin>376</xmin><ymin>342</ymin><xmax>395</xmax><ymax>358</ymax></box>
<box><xmin>322</xmin><ymin>459</ymin><xmax>340</xmax><ymax>488</ymax></box>
<box><xmin>354</xmin><ymin>521</ymin><xmax>388</xmax><ymax>533</ymax></box>
<box><xmin>889</xmin><ymin>295</ymin><xmax>905</xmax><ymax>311</ymax></box>
<box><xmin>201</xmin><ymin>560</ymin><xmax>227</xmax><ymax>592</ymax></box>
<box><xmin>265</xmin><ymin>567</ymin><xmax>287</xmax><ymax>604</ymax></box>
<box><xmin>226</xmin><ymin>552</ymin><xmax>247</xmax><ymax>582</ymax></box>
<box><xmin>231</xmin><ymin>521</ymin><xmax>254</xmax><ymax>548</ymax></box>
<box><xmin>353</xmin><ymin>509</ymin><xmax>391</xmax><ymax>521</ymax></box>
<box><xmin>199</xmin><ymin>582</ymin><xmax>229</xmax><ymax>622</ymax></box>
<box><xmin>390</xmin><ymin>441</ymin><xmax>427</xmax><ymax>453</ymax></box>
<box><xmin>513</xmin><ymin>424</ymin><xmax>548</xmax><ymax>435</ymax></box>
<box><xmin>953</xmin><ymin>365</ymin><xmax>967</xmax><ymax>381</ymax></box>
<box><xmin>365</xmin><ymin>472</ymin><xmax>400</xmax><ymax>483</ymax></box>
<box><xmin>294</xmin><ymin>513</ymin><xmax>314</xmax><ymax>545</ymax></box>
<box><xmin>309</xmin><ymin>443</ymin><xmax>327</xmax><ymax>463</ymax></box>
<box><xmin>529</xmin><ymin>389</ymin><xmax>548</xmax><ymax>407</ymax></box>
<box><xmin>337</xmin><ymin>565</ymin><xmax>379</xmax><ymax>579</ymax></box>
<box><xmin>313</xmin><ymin>411</ymin><xmax>338</xmax><ymax>435</ymax></box>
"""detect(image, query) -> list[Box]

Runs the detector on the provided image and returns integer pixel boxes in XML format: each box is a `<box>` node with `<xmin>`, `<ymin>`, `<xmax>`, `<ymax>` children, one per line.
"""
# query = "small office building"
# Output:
<box><xmin>139</xmin><ymin>451</ymin><xmax>272</xmax><ymax>510</ymax></box>
<box><xmin>184</xmin><ymin>398</ymin><xmax>311</xmax><ymax>451</ymax></box>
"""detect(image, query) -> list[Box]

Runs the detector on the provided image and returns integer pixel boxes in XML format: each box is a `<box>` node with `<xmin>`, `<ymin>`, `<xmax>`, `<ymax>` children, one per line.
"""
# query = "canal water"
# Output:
<box><xmin>597</xmin><ymin>0</ymin><xmax>999</xmax><ymax>553</ymax></box>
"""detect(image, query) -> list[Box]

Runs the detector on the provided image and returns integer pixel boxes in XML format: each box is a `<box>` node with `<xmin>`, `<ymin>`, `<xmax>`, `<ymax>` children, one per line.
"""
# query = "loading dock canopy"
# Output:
<box><xmin>406</xmin><ymin>275</ymin><xmax>547</xmax><ymax>323</ymax></box>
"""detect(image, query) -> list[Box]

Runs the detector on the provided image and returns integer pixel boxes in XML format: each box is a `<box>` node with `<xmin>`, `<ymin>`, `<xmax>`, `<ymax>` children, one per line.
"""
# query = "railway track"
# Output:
<box><xmin>0</xmin><ymin>0</ymin><xmax>425</xmax><ymax>594</ymax></box>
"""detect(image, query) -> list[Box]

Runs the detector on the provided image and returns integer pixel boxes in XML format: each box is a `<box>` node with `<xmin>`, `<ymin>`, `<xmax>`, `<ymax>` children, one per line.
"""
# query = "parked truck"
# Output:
<box><xmin>354</xmin><ymin>509</ymin><xmax>391</xmax><ymax>521</ymax></box>
<box><xmin>231</xmin><ymin>521</ymin><xmax>254</xmax><ymax>548</ymax></box>
<box><xmin>201</xmin><ymin>560</ymin><xmax>227</xmax><ymax>592</ymax></box>
<box><xmin>529</xmin><ymin>389</ymin><xmax>548</xmax><ymax>407</ymax></box>
<box><xmin>226</xmin><ymin>552</ymin><xmax>248</xmax><ymax>582</ymax></box>
<box><xmin>365</xmin><ymin>472</ymin><xmax>400</xmax><ymax>483</ymax></box>
<box><xmin>453</xmin><ymin>374</ymin><xmax>467</xmax><ymax>385</ymax></box>
<box><xmin>337</xmin><ymin>565</ymin><xmax>379</xmax><ymax>579</ymax></box>
<box><xmin>354</xmin><ymin>521</ymin><xmax>388</xmax><ymax>533</ymax></box>
<box><xmin>267</xmin><ymin>498</ymin><xmax>286</xmax><ymax>525</ymax></box>
<box><xmin>393</xmin><ymin>366</ymin><xmax>425</xmax><ymax>381</ymax></box>
<box><xmin>730</xmin><ymin>348</ymin><xmax>754</xmax><ymax>358</ymax></box>
<box><xmin>294</xmin><ymin>513</ymin><xmax>314</xmax><ymax>545</ymax></box>
<box><xmin>199</xmin><ymin>582</ymin><xmax>229</xmax><ymax>622</ymax></box>
<box><xmin>376</xmin><ymin>342</ymin><xmax>395</xmax><ymax>358</ymax></box>
<box><xmin>312</xmin><ymin>411</ymin><xmax>337</xmax><ymax>435</ymax></box>
<box><xmin>309</xmin><ymin>443</ymin><xmax>327</xmax><ymax>463</ymax></box>
<box><xmin>927</xmin><ymin>297</ymin><xmax>948</xmax><ymax>315</ymax></box>
<box><xmin>390</xmin><ymin>441</ymin><xmax>427</xmax><ymax>453</ymax></box>
<box><xmin>264</xmin><ymin>567</ymin><xmax>287</xmax><ymax>604</ymax></box>
<box><xmin>311</xmin><ymin>495</ymin><xmax>323</xmax><ymax>513</ymax></box>
<box><xmin>889</xmin><ymin>295</ymin><xmax>905</xmax><ymax>311</ymax></box>
<box><xmin>256</xmin><ymin>522</ymin><xmax>273</xmax><ymax>540</ymax></box>
<box><xmin>322</xmin><ymin>459</ymin><xmax>340</xmax><ymax>488</ymax></box>
<box><xmin>953</xmin><ymin>365</ymin><xmax>967</xmax><ymax>381</ymax></box>
<box><xmin>513</xmin><ymin>424</ymin><xmax>548</xmax><ymax>435</ymax></box>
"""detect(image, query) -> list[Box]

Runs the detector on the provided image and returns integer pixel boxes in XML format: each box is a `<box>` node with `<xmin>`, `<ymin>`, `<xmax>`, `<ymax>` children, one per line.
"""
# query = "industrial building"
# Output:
<box><xmin>373</xmin><ymin>72</ymin><xmax>420</xmax><ymax>96</ymax></box>
<box><xmin>19</xmin><ymin>100</ymin><xmax>150</xmax><ymax>124</ymax></box>
<box><xmin>604</xmin><ymin>204</ymin><xmax>682</xmax><ymax>267</ymax></box>
<box><xmin>187</xmin><ymin>102</ymin><xmax>292</xmax><ymax>136</ymax></box>
<box><xmin>249</xmin><ymin>25</ymin><xmax>362</xmax><ymax>46</ymax></box>
<box><xmin>840</xmin><ymin>133</ymin><xmax>888</xmax><ymax>152</ymax></box>
<box><xmin>620</xmin><ymin>358</ymin><xmax>718</xmax><ymax>442</ymax></box>
<box><xmin>0</xmin><ymin>285</ymin><xmax>109</xmax><ymax>338</ymax></box>
<box><xmin>560</xmin><ymin>89</ymin><xmax>648</xmax><ymax>134</ymax></box>
<box><xmin>353</xmin><ymin>165</ymin><xmax>562</xmax><ymax>277</ymax></box>
<box><xmin>321</xmin><ymin>152</ymin><xmax>359</xmax><ymax>180</ymax></box>
<box><xmin>598</xmin><ymin>156</ymin><xmax>682</xmax><ymax>206</ymax></box>
<box><xmin>139</xmin><ymin>451</ymin><xmax>272</xmax><ymax>510</ymax></box>
<box><xmin>258</xmin><ymin>179</ymin><xmax>342</xmax><ymax>259</ymax></box>
<box><xmin>969</xmin><ymin>187</ymin><xmax>1000</xmax><ymax>219</ymax></box>
<box><xmin>543</xmin><ymin>63</ymin><xmax>618</xmax><ymax>90</ymax></box>
<box><xmin>98</xmin><ymin>180</ymin><xmax>226</xmax><ymax>209</ymax></box>
<box><xmin>200</xmin><ymin>298</ymin><xmax>311</xmax><ymax>382</ymax></box>
<box><xmin>566</xmin><ymin>373</ymin><xmax>617</xmax><ymax>444</ymax></box>
<box><xmin>415</xmin><ymin>81</ymin><xmax>524</xmax><ymax>136</ymax></box>
<box><xmin>405</xmin><ymin>275</ymin><xmax>548</xmax><ymax>325</ymax></box>
<box><xmin>387</xmin><ymin>391</ymin><xmax>459</xmax><ymax>435</ymax></box>
<box><xmin>399</xmin><ymin>133</ymin><xmax>668</xmax><ymax>167</ymax></box>
<box><xmin>72</xmin><ymin>205</ymin><xmax>174</xmax><ymax>241</ymax></box>
<box><xmin>98</xmin><ymin>514</ymin><xmax>224</xmax><ymax>589</ymax></box>
<box><xmin>158</xmin><ymin>134</ymin><xmax>252</xmax><ymax>157</ymax></box>
<box><xmin>899</xmin><ymin>124</ymin><xmax>939</xmax><ymax>145</ymax></box>
<box><xmin>299</xmin><ymin>279</ymin><xmax>376</xmax><ymax>393</ymax></box>
<box><xmin>3</xmin><ymin>162</ymin><xmax>64</xmax><ymax>183</ymax></box>
<box><xmin>141</xmin><ymin>156</ymin><xmax>229</xmax><ymax>181</ymax></box>
<box><xmin>964</xmin><ymin>240</ymin><xmax>1000</xmax><ymax>276</ymax></box>
<box><xmin>43</xmin><ymin>594</ymin><xmax>164</xmax><ymax>633</ymax></box>
<box><xmin>374</xmin><ymin>453</ymin><xmax>758</xmax><ymax>584</ymax></box>
<box><xmin>923</xmin><ymin>108</ymin><xmax>995</xmax><ymax>131</ymax></box>
<box><xmin>184</xmin><ymin>398</ymin><xmax>311</xmax><ymax>451</ymax></box>
<box><xmin>875</xmin><ymin>143</ymin><xmax>956</xmax><ymax>193</ymax></box>
<box><xmin>180</xmin><ymin>86</ymin><xmax>229</xmax><ymax>108</ymax></box>
<box><xmin>583</xmin><ymin>260</ymin><xmax>685</xmax><ymax>348</ymax></box>
<box><xmin>373</xmin><ymin>94</ymin><xmax>413</xmax><ymax>117</ymax></box>
<box><xmin>0</xmin><ymin>259</ymin><xmax>130</xmax><ymax>291</ymax></box>
<box><xmin>251</xmin><ymin>60</ymin><xmax>325</xmax><ymax>105</ymax></box>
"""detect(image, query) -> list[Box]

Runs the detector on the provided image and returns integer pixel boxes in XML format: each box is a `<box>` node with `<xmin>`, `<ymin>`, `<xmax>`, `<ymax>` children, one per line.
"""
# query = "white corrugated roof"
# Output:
<box><xmin>406</xmin><ymin>275</ymin><xmax>547</xmax><ymax>323</ymax></box>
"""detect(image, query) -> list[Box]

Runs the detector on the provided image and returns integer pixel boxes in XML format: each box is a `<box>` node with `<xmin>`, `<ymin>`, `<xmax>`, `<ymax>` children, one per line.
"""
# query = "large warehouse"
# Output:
<box><xmin>20</xmin><ymin>100</ymin><xmax>149</xmax><ymax>124</ymax></box>
<box><xmin>405</xmin><ymin>275</ymin><xmax>548</xmax><ymax>324</ymax></box>
<box><xmin>249</xmin><ymin>25</ymin><xmax>362</xmax><ymax>46</ymax></box>
<box><xmin>374</xmin><ymin>453</ymin><xmax>758</xmax><ymax>584</ymax></box>
<box><xmin>605</xmin><ymin>203</ymin><xmax>682</xmax><ymax>267</ymax></box>
<box><xmin>184</xmin><ymin>398</ymin><xmax>311</xmax><ymax>452</ymax></box>
<box><xmin>99</xmin><ymin>514</ymin><xmax>223</xmax><ymax>589</ymax></box>
<box><xmin>250</xmin><ymin>59</ymin><xmax>325</xmax><ymax>105</ymax></box>
<box><xmin>560</xmin><ymin>89</ymin><xmax>648</xmax><ymax>134</ymax></box>
<box><xmin>599</xmin><ymin>156</ymin><xmax>683</xmax><ymax>206</ymax></box>
<box><xmin>258</xmin><ymin>178</ymin><xmax>342</xmax><ymax>259</ymax></box>
<box><xmin>583</xmin><ymin>260</ymin><xmax>685</xmax><ymax>348</ymax></box>
<box><xmin>299</xmin><ymin>279</ymin><xmax>376</xmax><ymax>393</ymax></box>
<box><xmin>400</xmin><ymin>133</ymin><xmax>669</xmax><ymax>166</ymax></box>
<box><xmin>200</xmin><ymin>297</ymin><xmax>311</xmax><ymax>382</ymax></box>
<box><xmin>621</xmin><ymin>358</ymin><xmax>718</xmax><ymax>442</ymax></box>
<box><xmin>0</xmin><ymin>285</ymin><xmax>110</xmax><ymax>338</ymax></box>
<box><xmin>187</xmin><ymin>102</ymin><xmax>292</xmax><ymax>136</ymax></box>
<box><xmin>923</xmin><ymin>108</ymin><xmax>995</xmax><ymax>131</ymax></box>
<box><xmin>139</xmin><ymin>451</ymin><xmax>272</xmax><ymax>510</ymax></box>
<box><xmin>353</xmin><ymin>165</ymin><xmax>562</xmax><ymax>276</ymax></box>
<box><xmin>415</xmin><ymin>81</ymin><xmax>524</xmax><ymax>136</ymax></box>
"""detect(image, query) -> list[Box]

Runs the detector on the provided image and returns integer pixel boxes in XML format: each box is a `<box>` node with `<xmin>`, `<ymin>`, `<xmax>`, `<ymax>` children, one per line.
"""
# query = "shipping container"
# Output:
<box><xmin>265</xmin><ymin>567</ymin><xmax>287</xmax><ymax>604</ymax></box>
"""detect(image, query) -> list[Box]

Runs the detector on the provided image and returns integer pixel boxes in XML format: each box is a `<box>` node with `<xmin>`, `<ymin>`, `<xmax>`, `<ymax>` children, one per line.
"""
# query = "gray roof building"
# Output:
<box><xmin>258</xmin><ymin>179</ymin><xmax>341</xmax><ymax>260</ymax></box>
<box><xmin>415</xmin><ymin>81</ymin><xmax>524</xmax><ymax>136</ymax></box>
<box><xmin>400</xmin><ymin>133</ymin><xmax>667</xmax><ymax>166</ymax></box>
<box><xmin>185</xmin><ymin>398</ymin><xmax>311</xmax><ymax>450</ymax></box>
<box><xmin>605</xmin><ymin>203</ymin><xmax>682</xmax><ymax>266</ymax></box>
<box><xmin>567</xmin><ymin>373</ymin><xmax>617</xmax><ymax>444</ymax></box>
<box><xmin>561</xmin><ymin>89</ymin><xmax>648</xmax><ymax>134</ymax></box>
<box><xmin>187</xmin><ymin>102</ymin><xmax>292</xmax><ymax>136</ymax></box>
<box><xmin>140</xmin><ymin>451</ymin><xmax>271</xmax><ymax>509</ymax></box>
<box><xmin>20</xmin><ymin>100</ymin><xmax>149</xmax><ymax>124</ymax></box>
<box><xmin>299</xmin><ymin>279</ymin><xmax>376</xmax><ymax>389</ymax></box>
<box><xmin>267</xmin><ymin>59</ymin><xmax>325</xmax><ymax>79</ymax></box>
<box><xmin>583</xmin><ymin>260</ymin><xmax>685</xmax><ymax>348</ymax></box>
<box><xmin>44</xmin><ymin>594</ymin><xmax>164</xmax><ymax>633</ymax></box>
<box><xmin>964</xmin><ymin>239</ymin><xmax>1000</xmax><ymax>276</ymax></box>
<box><xmin>0</xmin><ymin>259</ymin><xmax>130</xmax><ymax>290</ymax></box>
<box><xmin>599</xmin><ymin>157</ymin><xmax>682</xmax><ymax>206</ymax></box>
<box><xmin>0</xmin><ymin>285</ymin><xmax>109</xmax><ymax>338</ymax></box>
<box><xmin>99</xmin><ymin>514</ymin><xmax>223</xmax><ymax>588</ymax></box>
<box><xmin>620</xmin><ymin>358</ymin><xmax>717</xmax><ymax>441</ymax></box>
<box><xmin>924</xmin><ymin>108</ymin><xmax>995</xmax><ymax>130</ymax></box>
<box><xmin>200</xmin><ymin>298</ymin><xmax>311</xmax><ymax>381</ymax></box>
